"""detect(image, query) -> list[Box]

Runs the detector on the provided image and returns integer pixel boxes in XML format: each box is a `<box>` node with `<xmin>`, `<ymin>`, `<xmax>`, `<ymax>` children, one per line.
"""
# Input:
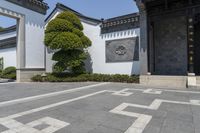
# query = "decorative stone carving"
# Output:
<box><xmin>106</xmin><ymin>37</ymin><xmax>139</xmax><ymax>62</ymax></box>
<box><xmin>115</xmin><ymin>46</ymin><xmax>127</xmax><ymax>55</ymax></box>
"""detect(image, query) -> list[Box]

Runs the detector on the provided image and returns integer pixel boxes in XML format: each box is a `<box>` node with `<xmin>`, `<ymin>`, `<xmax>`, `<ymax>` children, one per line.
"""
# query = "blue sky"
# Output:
<box><xmin>0</xmin><ymin>0</ymin><xmax>138</xmax><ymax>28</ymax></box>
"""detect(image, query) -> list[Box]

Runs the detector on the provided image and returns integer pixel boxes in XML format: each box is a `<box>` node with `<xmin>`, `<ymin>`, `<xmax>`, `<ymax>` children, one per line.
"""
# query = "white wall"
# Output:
<box><xmin>45</xmin><ymin>10</ymin><xmax>140</xmax><ymax>75</ymax></box>
<box><xmin>0</xmin><ymin>47</ymin><xmax>16</xmax><ymax>68</ymax></box>
<box><xmin>45</xmin><ymin>9</ymin><xmax>61</xmax><ymax>72</ymax></box>
<box><xmin>83</xmin><ymin>22</ymin><xmax>140</xmax><ymax>75</ymax></box>
<box><xmin>0</xmin><ymin>0</ymin><xmax>46</xmax><ymax>69</ymax></box>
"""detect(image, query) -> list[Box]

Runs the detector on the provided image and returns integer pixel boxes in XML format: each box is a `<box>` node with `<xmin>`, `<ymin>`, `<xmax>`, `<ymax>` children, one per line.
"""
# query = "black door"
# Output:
<box><xmin>153</xmin><ymin>15</ymin><xmax>187</xmax><ymax>75</ymax></box>
<box><xmin>194</xmin><ymin>22</ymin><xmax>200</xmax><ymax>75</ymax></box>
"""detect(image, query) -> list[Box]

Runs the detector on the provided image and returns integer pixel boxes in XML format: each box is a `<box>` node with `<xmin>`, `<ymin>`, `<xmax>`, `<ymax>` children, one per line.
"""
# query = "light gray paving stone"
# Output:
<box><xmin>160</xmin><ymin>118</ymin><xmax>195</xmax><ymax>133</ymax></box>
<box><xmin>0</xmin><ymin>83</ymin><xmax>199</xmax><ymax>133</ymax></box>
<box><xmin>34</xmin><ymin>123</ymin><xmax>49</xmax><ymax>130</ymax></box>
<box><xmin>143</xmin><ymin>118</ymin><xmax>164</xmax><ymax>133</ymax></box>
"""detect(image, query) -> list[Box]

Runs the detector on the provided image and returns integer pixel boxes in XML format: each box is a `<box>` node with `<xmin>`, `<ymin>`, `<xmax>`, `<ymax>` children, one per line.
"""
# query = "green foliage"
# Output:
<box><xmin>56</xmin><ymin>11</ymin><xmax>83</xmax><ymax>30</ymax></box>
<box><xmin>45</xmin><ymin>19</ymin><xmax>73</xmax><ymax>33</ymax></box>
<box><xmin>52</xmin><ymin>50</ymin><xmax>87</xmax><ymax>73</ymax></box>
<box><xmin>0</xmin><ymin>27</ymin><xmax>4</xmax><ymax>31</ymax></box>
<box><xmin>81</xmin><ymin>35</ymin><xmax>92</xmax><ymax>48</ymax></box>
<box><xmin>52</xmin><ymin>50</ymin><xmax>86</xmax><ymax>63</ymax></box>
<box><xmin>1</xmin><ymin>73</ymin><xmax>16</xmax><ymax>80</ymax></box>
<box><xmin>2</xmin><ymin>67</ymin><xmax>16</xmax><ymax>75</ymax></box>
<box><xmin>45</xmin><ymin>32</ymin><xmax>82</xmax><ymax>50</ymax></box>
<box><xmin>31</xmin><ymin>73</ymin><xmax>139</xmax><ymax>83</ymax></box>
<box><xmin>0</xmin><ymin>57</ymin><xmax>3</xmax><ymax>70</ymax></box>
<box><xmin>0</xmin><ymin>69</ymin><xmax>2</xmax><ymax>76</ymax></box>
<box><xmin>1</xmin><ymin>66</ymin><xmax>16</xmax><ymax>79</ymax></box>
<box><xmin>72</xmin><ymin>28</ymin><xmax>84</xmax><ymax>37</ymax></box>
<box><xmin>45</xmin><ymin>11</ymin><xmax>92</xmax><ymax>74</ymax></box>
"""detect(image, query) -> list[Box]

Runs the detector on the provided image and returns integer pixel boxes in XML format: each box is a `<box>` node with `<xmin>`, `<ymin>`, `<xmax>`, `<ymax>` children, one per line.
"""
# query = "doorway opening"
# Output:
<box><xmin>0</xmin><ymin>15</ymin><xmax>17</xmax><ymax>81</ymax></box>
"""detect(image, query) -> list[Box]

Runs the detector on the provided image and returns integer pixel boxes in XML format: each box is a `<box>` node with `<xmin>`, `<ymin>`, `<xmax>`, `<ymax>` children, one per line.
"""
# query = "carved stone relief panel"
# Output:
<box><xmin>106</xmin><ymin>37</ymin><xmax>139</xmax><ymax>62</ymax></box>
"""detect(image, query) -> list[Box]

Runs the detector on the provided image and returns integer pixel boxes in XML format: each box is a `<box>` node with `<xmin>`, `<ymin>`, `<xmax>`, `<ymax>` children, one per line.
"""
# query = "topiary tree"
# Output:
<box><xmin>45</xmin><ymin>11</ymin><xmax>92</xmax><ymax>74</ymax></box>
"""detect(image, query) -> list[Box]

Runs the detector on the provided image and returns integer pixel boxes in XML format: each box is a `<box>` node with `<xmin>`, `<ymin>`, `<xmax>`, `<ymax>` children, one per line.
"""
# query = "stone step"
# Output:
<box><xmin>196</xmin><ymin>76</ymin><xmax>200</xmax><ymax>85</ymax></box>
<box><xmin>140</xmin><ymin>75</ymin><xmax>187</xmax><ymax>89</ymax></box>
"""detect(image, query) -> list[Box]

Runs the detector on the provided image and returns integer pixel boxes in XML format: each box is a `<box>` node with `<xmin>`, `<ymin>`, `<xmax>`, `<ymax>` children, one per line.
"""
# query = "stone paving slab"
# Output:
<box><xmin>0</xmin><ymin>83</ymin><xmax>199</xmax><ymax>133</ymax></box>
<box><xmin>0</xmin><ymin>82</ymin><xmax>99</xmax><ymax>102</ymax></box>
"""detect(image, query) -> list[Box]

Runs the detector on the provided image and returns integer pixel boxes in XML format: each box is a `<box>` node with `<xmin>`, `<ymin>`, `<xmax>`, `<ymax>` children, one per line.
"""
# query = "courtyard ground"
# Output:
<box><xmin>0</xmin><ymin>82</ymin><xmax>199</xmax><ymax>133</ymax></box>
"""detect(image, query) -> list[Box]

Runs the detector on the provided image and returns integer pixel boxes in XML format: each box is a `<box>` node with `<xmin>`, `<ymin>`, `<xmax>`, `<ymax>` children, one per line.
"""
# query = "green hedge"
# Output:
<box><xmin>0</xmin><ymin>67</ymin><xmax>16</xmax><ymax>79</ymax></box>
<box><xmin>31</xmin><ymin>73</ymin><xmax>139</xmax><ymax>83</ymax></box>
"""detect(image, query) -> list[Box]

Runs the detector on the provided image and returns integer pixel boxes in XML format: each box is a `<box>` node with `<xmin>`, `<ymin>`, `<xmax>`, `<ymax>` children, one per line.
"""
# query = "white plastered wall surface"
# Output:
<box><xmin>83</xmin><ymin>22</ymin><xmax>140</xmax><ymax>75</ymax></box>
<box><xmin>45</xmin><ymin>9</ymin><xmax>61</xmax><ymax>73</ymax></box>
<box><xmin>0</xmin><ymin>31</ymin><xmax>17</xmax><ymax>68</ymax></box>
<box><xmin>45</xmin><ymin>9</ymin><xmax>140</xmax><ymax>75</ymax></box>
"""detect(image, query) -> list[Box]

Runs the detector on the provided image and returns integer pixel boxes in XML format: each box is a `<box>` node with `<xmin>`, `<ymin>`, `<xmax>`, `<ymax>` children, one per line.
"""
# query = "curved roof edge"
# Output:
<box><xmin>103</xmin><ymin>13</ymin><xmax>139</xmax><ymax>23</ymax></box>
<box><xmin>45</xmin><ymin>3</ymin><xmax>102</xmax><ymax>24</ymax></box>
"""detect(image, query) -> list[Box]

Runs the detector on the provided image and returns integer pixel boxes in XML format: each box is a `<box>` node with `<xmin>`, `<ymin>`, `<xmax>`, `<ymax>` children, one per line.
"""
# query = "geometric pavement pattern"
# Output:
<box><xmin>110</xmin><ymin>88</ymin><xmax>200</xmax><ymax>133</ymax></box>
<box><xmin>0</xmin><ymin>117</ymin><xmax>69</xmax><ymax>133</ymax></box>
<box><xmin>0</xmin><ymin>85</ymin><xmax>199</xmax><ymax>133</ymax></box>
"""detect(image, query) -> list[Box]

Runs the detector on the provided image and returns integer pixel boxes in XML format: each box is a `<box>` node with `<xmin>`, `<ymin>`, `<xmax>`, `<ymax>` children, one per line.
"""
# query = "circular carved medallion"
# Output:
<box><xmin>115</xmin><ymin>46</ymin><xmax>127</xmax><ymax>55</ymax></box>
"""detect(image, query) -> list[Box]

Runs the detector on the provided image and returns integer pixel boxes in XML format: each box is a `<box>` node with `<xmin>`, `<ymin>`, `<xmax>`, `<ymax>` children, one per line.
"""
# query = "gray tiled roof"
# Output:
<box><xmin>6</xmin><ymin>0</ymin><xmax>49</xmax><ymax>14</ymax></box>
<box><xmin>0</xmin><ymin>37</ymin><xmax>16</xmax><ymax>50</ymax></box>
<box><xmin>101</xmin><ymin>13</ymin><xmax>140</xmax><ymax>34</ymax></box>
<box><xmin>0</xmin><ymin>26</ymin><xmax>16</xmax><ymax>35</ymax></box>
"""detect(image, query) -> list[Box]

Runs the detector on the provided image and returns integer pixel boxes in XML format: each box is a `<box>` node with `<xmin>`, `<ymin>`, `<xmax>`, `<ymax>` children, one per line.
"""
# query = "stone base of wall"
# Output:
<box><xmin>140</xmin><ymin>75</ymin><xmax>187</xmax><ymax>88</ymax></box>
<box><xmin>17</xmin><ymin>68</ymin><xmax>45</xmax><ymax>82</ymax></box>
<box><xmin>196</xmin><ymin>76</ymin><xmax>200</xmax><ymax>87</ymax></box>
<box><xmin>187</xmin><ymin>74</ymin><xmax>197</xmax><ymax>87</ymax></box>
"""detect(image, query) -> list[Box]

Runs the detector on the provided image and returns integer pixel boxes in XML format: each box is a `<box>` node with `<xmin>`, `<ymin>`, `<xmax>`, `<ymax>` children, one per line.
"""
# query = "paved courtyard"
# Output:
<box><xmin>0</xmin><ymin>82</ymin><xmax>199</xmax><ymax>133</ymax></box>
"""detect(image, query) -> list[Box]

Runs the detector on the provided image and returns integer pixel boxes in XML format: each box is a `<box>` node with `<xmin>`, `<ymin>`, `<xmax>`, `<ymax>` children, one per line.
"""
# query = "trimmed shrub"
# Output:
<box><xmin>46</xmin><ymin>32</ymin><xmax>83</xmax><ymax>50</ymax></box>
<box><xmin>45</xmin><ymin>19</ymin><xmax>73</xmax><ymax>33</ymax></box>
<box><xmin>56</xmin><ymin>12</ymin><xmax>83</xmax><ymax>30</ymax></box>
<box><xmin>1</xmin><ymin>66</ymin><xmax>16</xmax><ymax>79</ymax></box>
<box><xmin>2</xmin><ymin>67</ymin><xmax>16</xmax><ymax>75</ymax></box>
<box><xmin>45</xmin><ymin>11</ymin><xmax>91</xmax><ymax>74</ymax></box>
<box><xmin>1</xmin><ymin>73</ymin><xmax>16</xmax><ymax>80</ymax></box>
<box><xmin>31</xmin><ymin>73</ymin><xmax>139</xmax><ymax>83</ymax></box>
